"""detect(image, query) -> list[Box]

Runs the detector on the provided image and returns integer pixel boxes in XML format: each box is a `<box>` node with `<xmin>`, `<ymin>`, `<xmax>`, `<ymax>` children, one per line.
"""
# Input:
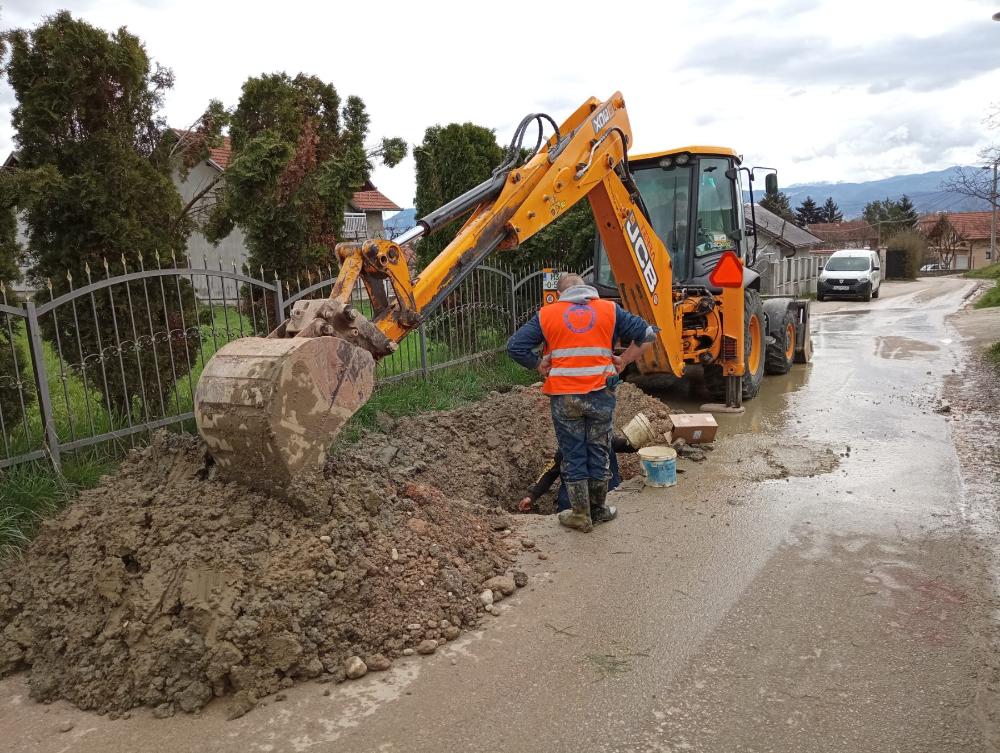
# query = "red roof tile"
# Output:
<box><xmin>917</xmin><ymin>211</ymin><xmax>993</xmax><ymax>240</ymax></box>
<box><xmin>349</xmin><ymin>189</ymin><xmax>402</xmax><ymax>212</ymax></box>
<box><xmin>806</xmin><ymin>220</ymin><xmax>878</xmax><ymax>242</ymax></box>
<box><xmin>184</xmin><ymin>134</ymin><xmax>398</xmax><ymax>211</ymax></box>
<box><xmin>207</xmin><ymin>140</ymin><xmax>232</xmax><ymax>169</ymax></box>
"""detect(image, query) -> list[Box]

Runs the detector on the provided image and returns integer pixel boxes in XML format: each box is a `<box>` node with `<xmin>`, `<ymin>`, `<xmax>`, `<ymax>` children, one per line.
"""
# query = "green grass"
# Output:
<box><xmin>965</xmin><ymin>262</ymin><xmax>1000</xmax><ymax>280</ymax></box>
<box><xmin>986</xmin><ymin>342</ymin><xmax>1000</xmax><ymax>372</ymax></box>
<box><xmin>963</xmin><ymin>262</ymin><xmax>1000</xmax><ymax>308</ymax></box>
<box><xmin>974</xmin><ymin>283</ymin><xmax>1000</xmax><ymax>309</ymax></box>
<box><xmin>0</xmin><ymin>451</ymin><xmax>115</xmax><ymax>559</ymax></box>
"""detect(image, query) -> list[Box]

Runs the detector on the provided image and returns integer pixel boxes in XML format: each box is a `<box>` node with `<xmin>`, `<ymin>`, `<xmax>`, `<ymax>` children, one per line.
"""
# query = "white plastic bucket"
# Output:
<box><xmin>622</xmin><ymin>412</ymin><xmax>655</xmax><ymax>448</ymax></box>
<box><xmin>637</xmin><ymin>445</ymin><xmax>677</xmax><ymax>488</ymax></box>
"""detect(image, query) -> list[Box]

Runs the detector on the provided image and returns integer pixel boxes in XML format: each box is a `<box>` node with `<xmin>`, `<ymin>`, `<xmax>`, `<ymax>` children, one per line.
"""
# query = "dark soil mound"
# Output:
<box><xmin>0</xmin><ymin>382</ymin><xmax>671</xmax><ymax>718</ymax></box>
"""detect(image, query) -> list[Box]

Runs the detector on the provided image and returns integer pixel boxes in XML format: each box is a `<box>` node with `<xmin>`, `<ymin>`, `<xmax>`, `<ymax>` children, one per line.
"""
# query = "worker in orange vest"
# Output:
<box><xmin>507</xmin><ymin>273</ymin><xmax>655</xmax><ymax>532</ymax></box>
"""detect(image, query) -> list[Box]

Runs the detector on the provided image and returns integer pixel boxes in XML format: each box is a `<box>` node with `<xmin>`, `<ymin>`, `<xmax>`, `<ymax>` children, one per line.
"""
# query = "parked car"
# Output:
<box><xmin>919</xmin><ymin>263</ymin><xmax>949</xmax><ymax>272</ymax></box>
<box><xmin>817</xmin><ymin>250</ymin><xmax>881</xmax><ymax>302</ymax></box>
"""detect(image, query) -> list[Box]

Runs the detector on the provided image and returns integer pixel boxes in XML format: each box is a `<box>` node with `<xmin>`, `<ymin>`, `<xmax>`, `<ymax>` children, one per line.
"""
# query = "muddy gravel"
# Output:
<box><xmin>0</xmin><ymin>382</ymin><xmax>673</xmax><ymax>718</ymax></box>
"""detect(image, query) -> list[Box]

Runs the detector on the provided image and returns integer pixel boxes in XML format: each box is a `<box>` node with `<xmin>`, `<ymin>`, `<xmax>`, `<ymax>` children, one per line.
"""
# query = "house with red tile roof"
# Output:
<box><xmin>916</xmin><ymin>211</ymin><xmax>996</xmax><ymax>271</ymax></box>
<box><xmin>187</xmin><ymin>135</ymin><xmax>401</xmax><ymax>241</ymax></box>
<box><xmin>806</xmin><ymin>220</ymin><xmax>880</xmax><ymax>250</ymax></box>
<box><xmin>169</xmin><ymin>134</ymin><xmax>400</xmax><ymax>296</ymax></box>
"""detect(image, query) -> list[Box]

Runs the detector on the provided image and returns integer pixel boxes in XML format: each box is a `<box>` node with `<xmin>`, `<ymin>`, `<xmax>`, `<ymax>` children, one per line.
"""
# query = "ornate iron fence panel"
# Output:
<box><xmin>14</xmin><ymin>258</ymin><xmax>279</xmax><ymax>471</ymax></box>
<box><xmin>0</xmin><ymin>259</ymin><xmax>574</xmax><ymax>472</ymax></box>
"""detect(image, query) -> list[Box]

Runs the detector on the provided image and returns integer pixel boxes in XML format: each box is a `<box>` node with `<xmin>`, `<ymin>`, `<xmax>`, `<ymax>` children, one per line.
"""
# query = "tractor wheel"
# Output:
<box><xmin>705</xmin><ymin>289</ymin><xmax>767</xmax><ymax>402</ymax></box>
<box><xmin>764</xmin><ymin>307</ymin><xmax>796</xmax><ymax>375</ymax></box>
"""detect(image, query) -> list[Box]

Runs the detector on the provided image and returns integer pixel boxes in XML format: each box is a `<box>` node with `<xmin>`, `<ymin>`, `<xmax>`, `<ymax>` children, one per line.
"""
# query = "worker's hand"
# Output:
<box><xmin>537</xmin><ymin>354</ymin><xmax>552</xmax><ymax>377</ymax></box>
<box><xmin>612</xmin><ymin>354</ymin><xmax>625</xmax><ymax>373</ymax></box>
<box><xmin>517</xmin><ymin>496</ymin><xmax>533</xmax><ymax>513</ymax></box>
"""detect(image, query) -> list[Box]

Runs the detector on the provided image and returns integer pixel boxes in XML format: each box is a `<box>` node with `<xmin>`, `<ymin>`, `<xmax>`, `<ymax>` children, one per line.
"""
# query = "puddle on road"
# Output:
<box><xmin>638</xmin><ymin>364</ymin><xmax>814</xmax><ymax>438</ymax></box>
<box><xmin>874</xmin><ymin>335</ymin><xmax>939</xmax><ymax>360</ymax></box>
<box><xmin>706</xmin><ymin>433</ymin><xmax>842</xmax><ymax>483</ymax></box>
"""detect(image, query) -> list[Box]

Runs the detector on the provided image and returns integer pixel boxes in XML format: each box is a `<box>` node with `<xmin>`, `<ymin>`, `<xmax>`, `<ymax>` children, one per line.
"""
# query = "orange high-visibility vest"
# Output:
<box><xmin>538</xmin><ymin>298</ymin><xmax>617</xmax><ymax>395</ymax></box>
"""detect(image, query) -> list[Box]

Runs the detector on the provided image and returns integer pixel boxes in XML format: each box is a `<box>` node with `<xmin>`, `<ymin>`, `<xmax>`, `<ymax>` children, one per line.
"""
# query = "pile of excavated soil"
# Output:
<box><xmin>0</xmin><ymin>382</ymin><xmax>672</xmax><ymax>718</ymax></box>
<box><xmin>361</xmin><ymin>382</ymin><xmax>675</xmax><ymax>511</ymax></box>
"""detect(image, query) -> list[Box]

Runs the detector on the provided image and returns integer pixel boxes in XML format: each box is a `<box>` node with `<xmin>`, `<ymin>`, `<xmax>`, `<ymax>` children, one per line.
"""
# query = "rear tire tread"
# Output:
<box><xmin>764</xmin><ymin>309</ymin><xmax>795</xmax><ymax>375</ymax></box>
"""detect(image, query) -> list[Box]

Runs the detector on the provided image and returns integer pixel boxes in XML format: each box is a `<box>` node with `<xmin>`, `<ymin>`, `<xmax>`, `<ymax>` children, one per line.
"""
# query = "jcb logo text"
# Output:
<box><xmin>591</xmin><ymin>104</ymin><xmax>615</xmax><ymax>135</ymax></box>
<box><xmin>626</xmin><ymin>212</ymin><xmax>657</xmax><ymax>293</ymax></box>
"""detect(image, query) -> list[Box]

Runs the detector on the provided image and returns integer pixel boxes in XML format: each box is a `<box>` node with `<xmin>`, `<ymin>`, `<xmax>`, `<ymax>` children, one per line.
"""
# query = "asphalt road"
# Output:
<box><xmin>5</xmin><ymin>276</ymin><xmax>998</xmax><ymax>753</ymax></box>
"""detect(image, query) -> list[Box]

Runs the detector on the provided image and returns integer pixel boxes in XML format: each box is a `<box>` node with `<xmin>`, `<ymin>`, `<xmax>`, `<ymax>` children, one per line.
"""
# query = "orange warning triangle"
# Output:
<box><xmin>709</xmin><ymin>250</ymin><xmax>744</xmax><ymax>288</ymax></box>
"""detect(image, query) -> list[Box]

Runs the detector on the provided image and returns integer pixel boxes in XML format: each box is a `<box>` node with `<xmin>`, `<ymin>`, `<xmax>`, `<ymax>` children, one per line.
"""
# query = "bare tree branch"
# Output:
<box><xmin>924</xmin><ymin>214</ymin><xmax>967</xmax><ymax>270</ymax></box>
<box><xmin>174</xmin><ymin>173</ymin><xmax>223</xmax><ymax>229</ymax></box>
<box><xmin>940</xmin><ymin>145</ymin><xmax>1000</xmax><ymax>207</ymax></box>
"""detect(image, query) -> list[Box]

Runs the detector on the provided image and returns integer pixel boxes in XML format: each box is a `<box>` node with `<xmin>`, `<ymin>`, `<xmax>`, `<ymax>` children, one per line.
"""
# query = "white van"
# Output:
<box><xmin>817</xmin><ymin>250</ymin><xmax>881</xmax><ymax>302</ymax></box>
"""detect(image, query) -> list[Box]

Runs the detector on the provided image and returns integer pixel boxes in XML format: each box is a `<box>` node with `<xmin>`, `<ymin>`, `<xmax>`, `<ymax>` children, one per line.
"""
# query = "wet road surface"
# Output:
<box><xmin>4</xmin><ymin>276</ymin><xmax>997</xmax><ymax>752</ymax></box>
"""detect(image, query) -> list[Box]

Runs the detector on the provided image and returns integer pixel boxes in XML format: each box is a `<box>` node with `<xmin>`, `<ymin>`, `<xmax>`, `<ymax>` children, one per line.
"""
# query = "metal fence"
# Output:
<box><xmin>765</xmin><ymin>255</ymin><xmax>820</xmax><ymax>296</ymax></box>
<box><xmin>0</xmin><ymin>258</ymin><xmax>568</xmax><ymax>473</ymax></box>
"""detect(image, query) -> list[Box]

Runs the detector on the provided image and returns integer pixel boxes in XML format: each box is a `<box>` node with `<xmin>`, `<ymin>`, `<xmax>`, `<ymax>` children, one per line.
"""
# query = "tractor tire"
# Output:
<box><xmin>764</xmin><ymin>305</ymin><xmax>796</xmax><ymax>375</ymax></box>
<box><xmin>705</xmin><ymin>289</ymin><xmax>767</xmax><ymax>402</ymax></box>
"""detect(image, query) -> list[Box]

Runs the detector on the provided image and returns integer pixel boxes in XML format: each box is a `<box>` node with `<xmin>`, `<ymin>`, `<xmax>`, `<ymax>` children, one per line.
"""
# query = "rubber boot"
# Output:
<box><xmin>589</xmin><ymin>479</ymin><xmax>617</xmax><ymax>524</ymax></box>
<box><xmin>558</xmin><ymin>480</ymin><xmax>593</xmax><ymax>533</ymax></box>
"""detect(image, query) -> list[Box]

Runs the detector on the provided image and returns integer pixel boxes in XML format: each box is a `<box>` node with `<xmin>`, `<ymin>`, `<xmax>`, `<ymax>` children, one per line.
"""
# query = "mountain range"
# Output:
<box><xmin>749</xmin><ymin>166</ymin><xmax>989</xmax><ymax>219</ymax></box>
<box><xmin>383</xmin><ymin>166</ymin><xmax>990</xmax><ymax>231</ymax></box>
<box><xmin>383</xmin><ymin>207</ymin><xmax>416</xmax><ymax>236</ymax></box>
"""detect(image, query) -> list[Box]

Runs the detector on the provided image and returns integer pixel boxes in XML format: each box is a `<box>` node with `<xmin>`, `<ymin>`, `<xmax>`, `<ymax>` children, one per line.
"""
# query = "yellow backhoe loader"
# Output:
<box><xmin>194</xmin><ymin>92</ymin><xmax>812</xmax><ymax>490</ymax></box>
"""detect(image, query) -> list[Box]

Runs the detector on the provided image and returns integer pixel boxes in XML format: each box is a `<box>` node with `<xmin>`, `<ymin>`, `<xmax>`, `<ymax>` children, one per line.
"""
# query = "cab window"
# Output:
<box><xmin>695</xmin><ymin>158</ymin><xmax>738</xmax><ymax>258</ymax></box>
<box><xmin>595</xmin><ymin>163</ymin><xmax>693</xmax><ymax>287</ymax></box>
<box><xmin>633</xmin><ymin>165</ymin><xmax>692</xmax><ymax>267</ymax></box>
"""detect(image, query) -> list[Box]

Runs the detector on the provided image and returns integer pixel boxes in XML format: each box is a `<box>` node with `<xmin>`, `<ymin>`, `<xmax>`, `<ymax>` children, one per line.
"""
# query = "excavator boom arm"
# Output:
<box><xmin>329</xmin><ymin>92</ymin><xmax>682</xmax><ymax>377</ymax></box>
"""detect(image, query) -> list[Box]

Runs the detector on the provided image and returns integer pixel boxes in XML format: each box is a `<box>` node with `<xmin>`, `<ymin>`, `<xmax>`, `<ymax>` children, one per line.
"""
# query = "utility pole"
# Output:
<box><xmin>991</xmin><ymin>162</ymin><xmax>997</xmax><ymax>266</ymax></box>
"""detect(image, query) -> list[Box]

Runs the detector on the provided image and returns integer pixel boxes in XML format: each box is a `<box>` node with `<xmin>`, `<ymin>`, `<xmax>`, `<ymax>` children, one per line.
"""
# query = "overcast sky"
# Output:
<box><xmin>2</xmin><ymin>0</ymin><xmax>999</xmax><ymax>213</ymax></box>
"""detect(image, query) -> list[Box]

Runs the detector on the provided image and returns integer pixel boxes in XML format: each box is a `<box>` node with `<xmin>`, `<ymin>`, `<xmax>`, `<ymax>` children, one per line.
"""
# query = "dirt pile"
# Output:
<box><xmin>0</xmin><ymin>382</ymin><xmax>672</xmax><ymax>718</ymax></box>
<box><xmin>359</xmin><ymin>382</ymin><xmax>675</xmax><ymax>510</ymax></box>
<box><xmin>0</xmin><ymin>434</ymin><xmax>513</xmax><ymax>718</ymax></box>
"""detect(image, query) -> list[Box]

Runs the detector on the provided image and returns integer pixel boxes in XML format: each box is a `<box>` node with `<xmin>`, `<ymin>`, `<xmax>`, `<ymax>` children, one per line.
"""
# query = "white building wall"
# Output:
<box><xmin>366</xmin><ymin>211</ymin><xmax>385</xmax><ymax>239</ymax></box>
<box><xmin>174</xmin><ymin>163</ymin><xmax>250</xmax><ymax>300</ymax></box>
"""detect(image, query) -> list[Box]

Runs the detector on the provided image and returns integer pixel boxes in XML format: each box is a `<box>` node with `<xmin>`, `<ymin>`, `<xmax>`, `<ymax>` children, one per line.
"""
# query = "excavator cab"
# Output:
<box><xmin>593</xmin><ymin>146</ymin><xmax>752</xmax><ymax>296</ymax></box>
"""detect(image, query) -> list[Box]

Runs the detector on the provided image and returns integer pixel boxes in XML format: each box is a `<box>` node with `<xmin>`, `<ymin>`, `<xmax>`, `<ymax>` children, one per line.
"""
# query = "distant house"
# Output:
<box><xmin>916</xmin><ymin>211</ymin><xmax>995</xmax><ymax>271</ymax></box>
<box><xmin>806</xmin><ymin>220</ymin><xmax>879</xmax><ymax>251</ymax></box>
<box><xmin>175</xmin><ymin>136</ymin><xmax>401</xmax><ymax>282</ymax></box>
<box><xmin>745</xmin><ymin>204</ymin><xmax>824</xmax><ymax>258</ymax></box>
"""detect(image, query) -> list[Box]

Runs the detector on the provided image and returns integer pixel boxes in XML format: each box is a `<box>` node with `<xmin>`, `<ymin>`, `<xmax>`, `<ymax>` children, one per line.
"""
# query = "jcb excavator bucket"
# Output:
<box><xmin>194</xmin><ymin>335</ymin><xmax>375</xmax><ymax>491</ymax></box>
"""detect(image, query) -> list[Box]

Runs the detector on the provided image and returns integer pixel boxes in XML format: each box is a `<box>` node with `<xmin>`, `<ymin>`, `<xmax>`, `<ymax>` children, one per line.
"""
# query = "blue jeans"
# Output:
<box><xmin>549</xmin><ymin>385</ymin><xmax>616</xmax><ymax>484</ymax></box>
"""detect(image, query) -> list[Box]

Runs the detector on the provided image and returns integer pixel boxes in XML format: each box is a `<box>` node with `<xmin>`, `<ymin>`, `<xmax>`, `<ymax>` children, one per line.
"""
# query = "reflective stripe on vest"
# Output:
<box><xmin>538</xmin><ymin>298</ymin><xmax>617</xmax><ymax>395</ymax></box>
